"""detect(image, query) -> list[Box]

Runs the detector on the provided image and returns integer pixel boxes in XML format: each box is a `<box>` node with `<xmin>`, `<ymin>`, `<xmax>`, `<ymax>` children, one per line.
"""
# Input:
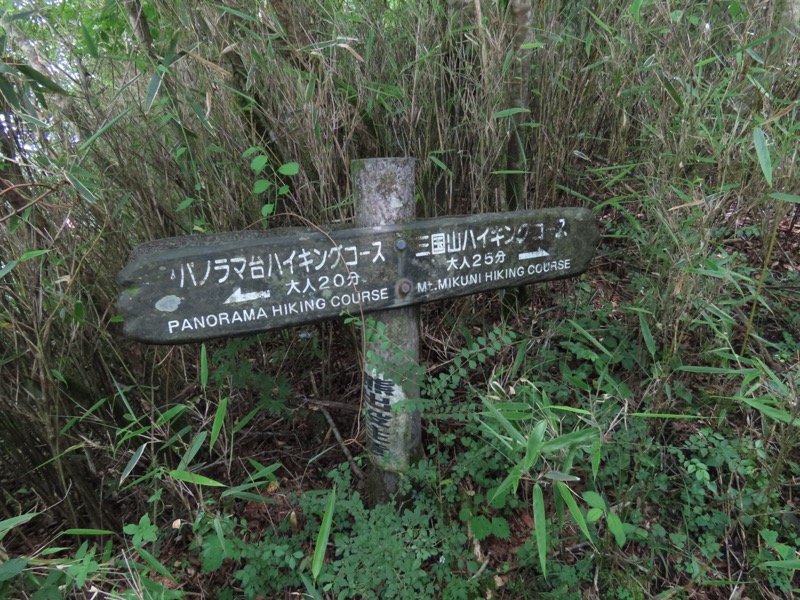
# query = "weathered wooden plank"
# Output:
<box><xmin>117</xmin><ymin>208</ymin><xmax>599</xmax><ymax>343</ymax></box>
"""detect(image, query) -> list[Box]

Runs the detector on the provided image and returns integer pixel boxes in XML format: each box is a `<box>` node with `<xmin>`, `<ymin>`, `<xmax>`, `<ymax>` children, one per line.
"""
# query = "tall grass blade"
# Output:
<box><xmin>533</xmin><ymin>483</ymin><xmax>547</xmax><ymax>578</ymax></box>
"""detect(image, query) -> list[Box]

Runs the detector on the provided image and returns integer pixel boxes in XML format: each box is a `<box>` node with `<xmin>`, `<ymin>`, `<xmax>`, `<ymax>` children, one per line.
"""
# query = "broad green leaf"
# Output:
<box><xmin>555</xmin><ymin>481</ymin><xmax>592</xmax><ymax>543</ymax></box>
<box><xmin>313</xmin><ymin>486</ymin><xmax>336</xmax><ymax>583</ymax></box>
<box><xmin>176</xmin><ymin>197</ymin><xmax>194</xmax><ymax>211</ymax></box>
<box><xmin>532</xmin><ymin>483</ymin><xmax>547</xmax><ymax>578</ymax></box>
<box><xmin>261</xmin><ymin>203</ymin><xmax>275</xmax><ymax>217</ymax></box>
<box><xmin>210</xmin><ymin>396</ymin><xmax>228</xmax><ymax>451</ymax></box>
<box><xmin>253</xmin><ymin>179</ymin><xmax>271</xmax><ymax>194</ymax></box>
<box><xmin>278</xmin><ymin>161</ymin><xmax>300</xmax><ymax>176</ymax></box>
<box><xmin>200</xmin><ymin>344</ymin><xmax>208</xmax><ymax>390</ymax></box>
<box><xmin>606</xmin><ymin>511</ymin><xmax>626</xmax><ymax>547</ymax></box>
<box><xmin>250</xmin><ymin>155</ymin><xmax>269</xmax><ymax>174</ymax></box>
<box><xmin>169</xmin><ymin>469</ymin><xmax>226</xmax><ymax>487</ymax></box>
<box><xmin>582</xmin><ymin>491</ymin><xmax>606</xmax><ymax>510</ymax></box>
<box><xmin>586</xmin><ymin>507</ymin><xmax>604</xmax><ymax>523</ymax></box>
<box><xmin>753</xmin><ymin>126</ymin><xmax>772</xmax><ymax>187</ymax></box>
<box><xmin>0</xmin><ymin>557</ymin><xmax>27</xmax><ymax>581</ymax></box>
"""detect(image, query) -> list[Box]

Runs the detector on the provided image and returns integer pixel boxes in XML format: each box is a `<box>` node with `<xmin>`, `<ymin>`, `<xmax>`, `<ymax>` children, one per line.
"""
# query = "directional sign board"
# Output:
<box><xmin>117</xmin><ymin>208</ymin><xmax>599</xmax><ymax>343</ymax></box>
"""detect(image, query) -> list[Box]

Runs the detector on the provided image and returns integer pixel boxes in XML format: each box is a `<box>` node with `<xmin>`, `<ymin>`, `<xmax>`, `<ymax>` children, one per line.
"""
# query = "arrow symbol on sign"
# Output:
<box><xmin>519</xmin><ymin>248</ymin><xmax>550</xmax><ymax>260</ymax></box>
<box><xmin>224</xmin><ymin>287</ymin><xmax>271</xmax><ymax>304</ymax></box>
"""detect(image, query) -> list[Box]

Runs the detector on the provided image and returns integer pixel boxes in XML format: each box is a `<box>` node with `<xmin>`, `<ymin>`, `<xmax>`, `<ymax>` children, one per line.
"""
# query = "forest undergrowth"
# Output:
<box><xmin>1</xmin><ymin>0</ymin><xmax>799</xmax><ymax>598</ymax></box>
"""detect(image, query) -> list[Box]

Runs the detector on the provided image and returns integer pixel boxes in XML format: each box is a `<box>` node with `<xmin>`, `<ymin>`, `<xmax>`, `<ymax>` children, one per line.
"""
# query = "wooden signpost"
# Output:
<box><xmin>117</xmin><ymin>158</ymin><xmax>599</xmax><ymax>497</ymax></box>
<box><xmin>117</xmin><ymin>210</ymin><xmax>597</xmax><ymax>343</ymax></box>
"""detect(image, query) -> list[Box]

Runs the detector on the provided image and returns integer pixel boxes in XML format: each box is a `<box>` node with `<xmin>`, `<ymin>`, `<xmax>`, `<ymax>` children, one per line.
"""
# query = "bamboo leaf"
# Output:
<box><xmin>61</xmin><ymin>528</ymin><xmax>114</xmax><ymax>535</ymax></box>
<box><xmin>0</xmin><ymin>260</ymin><xmax>18</xmax><ymax>280</ymax></box>
<box><xmin>312</xmin><ymin>486</ymin><xmax>336</xmax><ymax>583</ymax></box>
<box><xmin>14</xmin><ymin>64</ymin><xmax>70</xmax><ymax>94</ymax></box>
<box><xmin>135</xmin><ymin>546</ymin><xmax>176</xmax><ymax>582</ymax></box>
<box><xmin>210</xmin><ymin>396</ymin><xmax>228</xmax><ymax>451</ymax></box>
<box><xmin>768</xmin><ymin>192</ymin><xmax>800</xmax><ymax>204</ymax></box>
<box><xmin>492</xmin><ymin>107</ymin><xmax>530</xmax><ymax>119</ymax></box>
<box><xmin>555</xmin><ymin>481</ymin><xmax>592</xmax><ymax>543</ymax></box>
<box><xmin>489</xmin><ymin>465</ymin><xmax>522</xmax><ymax>504</ymax></box>
<box><xmin>19</xmin><ymin>249</ymin><xmax>50</xmax><ymax>261</ymax></box>
<box><xmin>143</xmin><ymin>70</ymin><xmax>163</xmax><ymax>113</ymax></box>
<box><xmin>758</xmin><ymin>559</ymin><xmax>800</xmax><ymax>569</ymax></box>
<box><xmin>65</xmin><ymin>173</ymin><xmax>97</xmax><ymax>204</ymax></box>
<box><xmin>753</xmin><ymin>127</ymin><xmax>772</xmax><ymax>187</ymax></box>
<box><xmin>200</xmin><ymin>343</ymin><xmax>208</xmax><ymax>390</ymax></box>
<box><xmin>120</xmin><ymin>443</ymin><xmax>147</xmax><ymax>485</ymax></box>
<box><xmin>532</xmin><ymin>483</ymin><xmax>547</xmax><ymax>578</ymax></box>
<box><xmin>169</xmin><ymin>469</ymin><xmax>226</xmax><ymax>487</ymax></box>
<box><xmin>178</xmin><ymin>431</ymin><xmax>207</xmax><ymax>470</ymax></box>
<box><xmin>0</xmin><ymin>512</ymin><xmax>40</xmax><ymax>540</ymax></box>
<box><xmin>522</xmin><ymin>420</ymin><xmax>547</xmax><ymax>471</ymax></box>
<box><xmin>639</xmin><ymin>313</ymin><xmax>656</xmax><ymax>358</ymax></box>
<box><xmin>429</xmin><ymin>155</ymin><xmax>452</xmax><ymax>174</ymax></box>
<box><xmin>81</xmin><ymin>22</ymin><xmax>98</xmax><ymax>59</ymax></box>
<box><xmin>568</xmin><ymin>319</ymin><xmax>614</xmax><ymax>358</ymax></box>
<box><xmin>78</xmin><ymin>109</ymin><xmax>130</xmax><ymax>154</ymax></box>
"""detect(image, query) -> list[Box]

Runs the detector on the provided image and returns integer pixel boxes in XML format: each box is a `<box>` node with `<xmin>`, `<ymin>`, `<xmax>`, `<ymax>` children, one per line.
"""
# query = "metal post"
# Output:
<box><xmin>351</xmin><ymin>158</ymin><xmax>420</xmax><ymax>502</ymax></box>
